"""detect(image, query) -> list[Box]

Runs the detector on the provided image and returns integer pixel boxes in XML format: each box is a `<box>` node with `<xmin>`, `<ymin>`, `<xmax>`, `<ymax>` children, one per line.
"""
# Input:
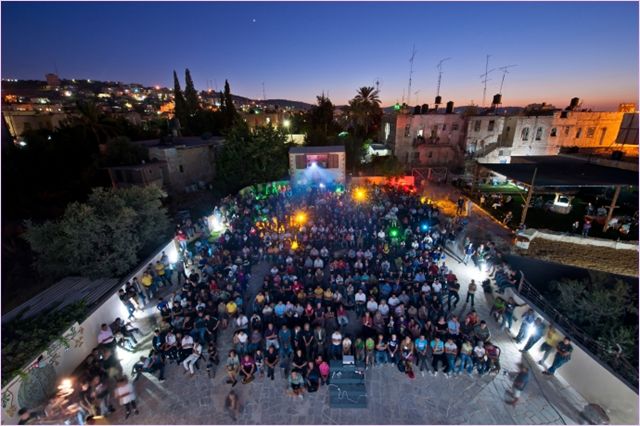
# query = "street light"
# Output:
<box><xmin>283</xmin><ymin>118</ymin><xmax>292</xmax><ymax>142</ymax></box>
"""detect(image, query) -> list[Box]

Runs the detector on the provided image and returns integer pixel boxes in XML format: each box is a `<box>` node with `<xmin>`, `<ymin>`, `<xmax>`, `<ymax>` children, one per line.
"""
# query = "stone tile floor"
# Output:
<box><xmin>108</xmin><ymin>186</ymin><xmax>590</xmax><ymax>424</ymax></box>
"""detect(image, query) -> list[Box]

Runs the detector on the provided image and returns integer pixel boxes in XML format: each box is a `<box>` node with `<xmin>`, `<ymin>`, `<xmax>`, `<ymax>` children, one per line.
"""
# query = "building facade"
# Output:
<box><xmin>289</xmin><ymin>145</ymin><xmax>346</xmax><ymax>186</ymax></box>
<box><xmin>107</xmin><ymin>161</ymin><xmax>165</xmax><ymax>189</ymax></box>
<box><xmin>394</xmin><ymin>107</ymin><xmax>466</xmax><ymax>170</ymax></box>
<box><xmin>135</xmin><ymin>136</ymin><xmax>223</xmax><ymax>193</ymax></box>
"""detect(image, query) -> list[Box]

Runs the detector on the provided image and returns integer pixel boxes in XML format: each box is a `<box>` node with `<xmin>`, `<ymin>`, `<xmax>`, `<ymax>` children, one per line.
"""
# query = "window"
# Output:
<box><xmin>586</xmin><ymin>127</ymin><xmax>595</xmax><ymax>138</ymax></box>
<box><xmin>412</xmin><ymin>152</ymin><xmax>420</xmax><ymax>161</ymax></box>
<box><xmin>328</xmin><ymin>154</ymin><xmax>339</xmax><ymax>169</ymax></box>
<box><xmin>452</xmin><ymin>124</ymin><xmax>459</xmax><ymax>131</ymax></box>
<box><xmin>506</xmin><ymin>126</ymin><xmax>510</xmax><ymax>133</ymax></box>
<box><xmin>535</xmin><ymin>127</ymin><xmax>543</xmax><ymax>141</ymax></box>
<box><xmin>599</xmin><ymin>128</ymin><xmax>607</xmax><ymax>145</ymax></box>
<box><xmin>550</xmin><ymin>127</ymin><xmax>557</xmax><ymax>137</ymax></box>
<box><xmin>576</xmin><ymin>128</ymin><xmax>582</xmax><ymax>139</ymax></box>
<box><xmin>428</xmin><ymin>151</ymin><xmax>433</xmax><ymax>158</ymax></box>
<box><xmin>560</xmin><ymin>111</ymin><xmax>569</xmax><ymax>119</ymax></box>
<box><xmin>442</xmin><ymin>124</ymin><xmax>447</xmax><ymax>131</ymax></box>
<box><xmin>498</xmin><ymin>150</ymin><xmax>504</xmax><ymax>156</ymax></box>
<box><xmin>521</xmin><ymin>127</ymin><xmax>530</xmax><ymax>141</ymax></box>
<box><xmin>295</xmin><ymin>154</ymin><xmax>306</xmax><ymax>169</ymax></box>
<box><xmin>404</xmin><ymin>124</ymin><xmax>411</xmax><ymax>137</ymax></box>
<box><xmin>564</xmin><ymin>126</ymin><xmax>570</xmax><ymax>136</ymax></box>
<box><xmin>179</xmin><ymin>165</ymin><xmax>184</xmax><ymax>173</ymax></box>
<box><xmin>488</xmin><ymin>120</ymin><xmax>495</xmax><ymax>132</ymax></box>
<box><xmin>417</xmin><ymin>129</ymin><xmax>423</xmax><ymax>137</ymax></box>
<box><xmin>474</xmin><ymin>121</ymin><xmax>481</xmax><ymax>132</ymax></box>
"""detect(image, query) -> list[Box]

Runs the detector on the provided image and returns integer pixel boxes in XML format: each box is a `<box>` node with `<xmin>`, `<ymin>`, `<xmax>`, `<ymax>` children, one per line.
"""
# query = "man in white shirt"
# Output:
<box><xmin>98</xmin><ymin>324</ymin><xmax>115</xmax><ymax>347</ymax></box>
<box><xmin>183</xmin><ymin>342</ymin><xmax>203</xmax><ymax>375</ymax></box>
<box><xmin>366</xmin><ymin>297</ymin><xmax>378</xmax><ymax>313</ymax></box>
<box><xmin>388</xmin><ymin>294</ymin><xmax>400</xmax><ymax>308</ymax></box>
<box><xmin>355</xmin><ymin>289</ymin><xmax>367</xmax><ymax>315</ymax></box>
<box><xmin>330</xmin><ymin>330</ymin><xmax>343</xmax><ymax>360</ymax></box>
<box><xmin>180</xmin><ymin>334</ymin><xmax>194</xmax><ymax>362</ymax></box>
<box><xmin>378</xmin><ymin>300</ymin><xmax>390</xmax><ymax>318</ymax></box>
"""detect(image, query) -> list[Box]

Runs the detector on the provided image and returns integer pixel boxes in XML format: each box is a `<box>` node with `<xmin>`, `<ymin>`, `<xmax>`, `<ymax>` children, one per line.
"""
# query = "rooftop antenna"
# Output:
<box><xmin>401</xmin><ymin>88</ymin><xmax>405</xmax><ymax>105</ymax></box>
<box><xmin>480</xmin><ymin>54</ymin><xmax>496</xmax><ymax>107</ymax></box>
<box><xmin>407</xmin><ymin>45</ymin><xmax>416</xmax><ymax>106</ymax></box>
<box><xmin>414</xmin><ymin>90</ymin><xmax>420</xmax><ymax>105</ymax></box>
<box><xmin>374</xmin><ymin>78</ymin><xmax>381</xmax><ymax>93</ymax></box>
<box><xmin>498</xmin><ymin>64</ymin><xmax>518</xmax><ymax>94</ymax></box>
<box><xmin>435</xmin><ymin>57</ymin><xmax>451</xmax><ymax>98</ymax></box>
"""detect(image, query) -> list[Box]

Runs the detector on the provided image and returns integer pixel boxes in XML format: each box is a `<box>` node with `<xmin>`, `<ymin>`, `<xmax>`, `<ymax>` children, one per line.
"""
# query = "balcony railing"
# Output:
<box><xmin>516</xmin><ymin>278</ymin><xmax>639</xmax><ymax>390</ymax></box>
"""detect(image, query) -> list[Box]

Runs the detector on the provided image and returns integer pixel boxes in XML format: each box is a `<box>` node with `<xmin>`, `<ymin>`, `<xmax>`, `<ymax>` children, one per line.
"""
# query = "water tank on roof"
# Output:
<box><xmin>492</xmin><ymin>94</ymin><xmax>502</xmax><ymax>105</ymax></box>
<box><xmin>446</xmin><ymin>101</ymin><xmax>454</xmax><ymax>114</ymax></box>
<box><xmin>421</xmin><ymin>104</ymin><xmax>429</xmax><ymax>114</ymax></box>
<box><xmin>435</xmin><ymin>96</ymin><xmax>442</xmax><ymax>105</ymax></box>
<box><xmin>413</xmin><ymin>105</ymin><xmax>421</xmax><ymax>115</ymax></box>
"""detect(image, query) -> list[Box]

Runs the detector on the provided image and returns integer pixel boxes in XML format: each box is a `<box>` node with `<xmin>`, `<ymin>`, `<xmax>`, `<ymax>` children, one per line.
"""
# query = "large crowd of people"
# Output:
<box><xmin>63</xmin><ymin>181</ymin><xmax>575</xmax><ymax>422</ymax></box>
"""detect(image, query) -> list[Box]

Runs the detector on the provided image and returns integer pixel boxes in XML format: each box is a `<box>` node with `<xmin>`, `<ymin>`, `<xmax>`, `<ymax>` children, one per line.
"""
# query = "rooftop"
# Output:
<box><xmin>290</xmin><ymin>145</ymin><xmax>346</xmax><ymax>154</ymax></box>
<box><xmin>135</xmin><ymin>136</ymin><xmax>224</xmax><ymax>149</ymax></box>
<box><xmin>480</xmin><ymin>155</ymin><xmax>639</xmax><ymax>187</ymax></box>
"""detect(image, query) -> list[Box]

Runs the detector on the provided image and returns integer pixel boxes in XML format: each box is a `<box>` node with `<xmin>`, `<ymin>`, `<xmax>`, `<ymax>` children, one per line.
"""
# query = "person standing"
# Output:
<box><xmin>538</xmin><ymin>325</ymin><xmax>563</xmax><ymax>366</ymax></box>
<box><xmin>543</xmin><ymin>337</ymin><xmax>573</xmax><ymax>376</ymax></box>
<box><xmin>114</xmin><ymin>376</ymin><xmax>138</xmax><ymax>419</ymax></box>
<box><xmin>506</xmin><ymin>364</ymin><xmax>530</xmax><ymax>406</ymax></box>
<box><xmin>264</xmin><ymin>346</ymin><xmax>279</xmax><ymax>381</ymax></box>
<box><xmin>183</xmin><ymin>341</ymin><xmax>202</xmax><ymax>376</ymax></box>
<box><xmin>466</xmin><ymin>280</ymin><xmax>477</xmax><ymax>308</ymax></box>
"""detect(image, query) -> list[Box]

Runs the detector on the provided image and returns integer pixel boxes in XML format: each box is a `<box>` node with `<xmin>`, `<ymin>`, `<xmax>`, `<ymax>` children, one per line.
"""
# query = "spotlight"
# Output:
<box><xmin>310</xmin><ymin>161</ymin><xmax>317</xmax><ymax>167</ymax></box>
<box><xmin>319</xmin><ymin>183</ymin><xmax>325</xmax><ymax>188</ymax></box>
<box><xmin>390</xmin><ymin>228</ymin><xmax>399</xmax><ymax>238</ymax></box>
<box><xmin>421</xmin><ymin>223</ymin><xmax>429</xmax><ymax>232</ymax></box>
<box><xmin>294</xmin><ymin>211</ymin><xmax>307</xmax><ymax>225</ymax></box>
<box><xmin>291</xmin><ymin>240</ymin><xmax>299</xmax><ymax>250</ymax></box>
<box><xmin>353</xmin><ymin>187</ymin><xmax>367</xmax><ymax>202</ymax></box>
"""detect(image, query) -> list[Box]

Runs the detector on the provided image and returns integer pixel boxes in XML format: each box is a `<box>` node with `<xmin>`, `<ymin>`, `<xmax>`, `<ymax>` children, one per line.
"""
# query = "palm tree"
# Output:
<box><xmin>68</xmin><ymin>100</ymin><xmax>116</xmax><ymax>145</ymax></box>
<box><xmin>348</xmin><ymin>86</ymin><xmax>382</xmax><ymax>139</ymax></box>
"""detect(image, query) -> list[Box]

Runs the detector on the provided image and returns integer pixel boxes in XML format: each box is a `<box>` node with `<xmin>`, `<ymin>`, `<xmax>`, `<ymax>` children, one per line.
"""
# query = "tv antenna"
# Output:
<box><xmin>498</xmin><ymin>64</ymin><xmax>518</xmax><ymax>94</ymax></box>
<box><xmin>374</xmin><ymin>78</ymin><xmax>382</xmax><ymax>93</ymax></box>
<box><xmin>480</xmin><ymin>54</ymin><xmax>496</xmax><ymax>107</ymax></box>
<box><xmin>407</xmin><ymin>45</ymin><xmax>416</xmax><ymax>106</ymax></box>
<box><xmin>414</xmin><ymin>90</ymin><xmax>421</xmax><ymax>105</ymax></box>
<box><xmin>435</xmin><ymin>57</ymin><xmax>451</xmax><ymax>98</ymax></box>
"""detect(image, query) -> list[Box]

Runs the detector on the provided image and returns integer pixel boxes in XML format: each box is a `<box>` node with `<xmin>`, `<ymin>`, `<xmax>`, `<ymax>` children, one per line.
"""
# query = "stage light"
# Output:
<box><xmin>294</xmin><ymin>211</ymin><xmax>307</xmax><ymax>225</ymax></box>
<box><xmin>291</xmin><ymin>240</ymin><xmax>299</xmax><ymax>250</ymax></box>
<box><xmin>390</xmin><ymin>228</ymin><xmax>399</xmax><ymax>238</ymax></box>
<box><xmin>310</xmin><ymin>161</ymin><xmax>317</xmax><ymax>167</ymax></box>
<box><xmin>319</xmin><ymin>183</ymin><xmax>325</xmax><ymax>188</ymax></box>
<box><xmin>168</xmin><ymin>246</ymin><xmax>179</xmax><ymax>264</ymax></box>
<box><xmin>353</xmin><ymin>187</ymin><xmax>367</xmax><ymax>202</ymax></box>
<box><xmin>421</xmin><ymin>223</ymin><xmax>429</xmax><ymax>232</ymax></box>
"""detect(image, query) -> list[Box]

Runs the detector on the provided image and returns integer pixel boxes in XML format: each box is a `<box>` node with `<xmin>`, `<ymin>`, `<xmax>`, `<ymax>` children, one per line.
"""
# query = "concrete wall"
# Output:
<box><xmin>466</xmin><ymin>116</ymin><xmax>506</xmax><ymax>154</ymax></box>
<box><xmin>553</xmin><ymin>111</ymin><xmax>624</xmax><ymax>149</ymax></box>
<box><xmin>504</xmin><ymin>288</ymin><xmax>639</xmax><ymax>425</ymax></box>
<box><xmin>149</xmin><ymin>144</ymin><xmax>216</xmax><ymax>192</ymax></box>
<box><xmin>521</xmin><ymin>228</ymin><xmax>638</xmax><ymax>250</ymax></box>
<box><xmin>1</xmin><ymin>240</ymin><xmax>177</xmax><ymax>425</ymax></box>
<box><xmin>394</xmin><ymin>113</ymin><xmax>466</xmax><ymax>166</ymax></box>
<box><xmin>2</xmin><ymin>112</ymin><xmax>67</xmax><ymax>140</ymax></box>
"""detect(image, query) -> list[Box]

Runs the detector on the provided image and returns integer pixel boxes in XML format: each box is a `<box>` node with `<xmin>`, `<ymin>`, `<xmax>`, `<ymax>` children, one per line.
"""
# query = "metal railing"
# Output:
<box><xmin>516</xmin><ymin>278</ymin><xmax>639</xmax><ymax>391</ymax></box>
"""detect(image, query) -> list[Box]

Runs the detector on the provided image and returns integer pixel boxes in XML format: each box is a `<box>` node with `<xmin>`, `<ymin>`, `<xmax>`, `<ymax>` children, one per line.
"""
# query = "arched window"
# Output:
<box><xmin>521</xmin><ymin>127</ymin><xmax>530</xmax><ymax>141</ymax></box>
<box><xmin>535</xmin><ymin>127</ymin><xmax>543</xmax><ymax>141</ymax></box>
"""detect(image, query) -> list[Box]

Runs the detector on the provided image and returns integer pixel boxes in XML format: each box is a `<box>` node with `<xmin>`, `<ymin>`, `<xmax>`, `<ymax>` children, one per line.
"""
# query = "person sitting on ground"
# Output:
<box><xmin>288</xmin><ymin>371</ymin><xmax>305</xmax><ymax>399</ymax></box>
<box><xmin>239</xmin><ymin>354</ymin><xmax>256</xmax><ymax>384</ymax></box>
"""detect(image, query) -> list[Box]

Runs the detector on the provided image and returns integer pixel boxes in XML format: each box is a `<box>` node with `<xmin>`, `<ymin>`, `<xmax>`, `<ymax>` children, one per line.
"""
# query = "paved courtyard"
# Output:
<box><xmin>109</xmin><ymin>185</ymin><xmax>590</xmax><ymax>425</ymax></box>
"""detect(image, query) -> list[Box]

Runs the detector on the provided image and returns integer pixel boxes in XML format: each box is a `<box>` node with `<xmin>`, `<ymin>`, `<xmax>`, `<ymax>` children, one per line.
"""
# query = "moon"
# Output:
<box><xmin>252</xmin><ymin>18</ymin><xmax>256</xmax><ymax>23</ymax></box>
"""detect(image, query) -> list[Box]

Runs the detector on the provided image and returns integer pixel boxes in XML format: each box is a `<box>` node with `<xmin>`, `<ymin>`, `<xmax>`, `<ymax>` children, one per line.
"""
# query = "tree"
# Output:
<box><xmin>184</xmin><ymin>68</ymin><xmax>200</xmax><ymax>116</ymax></box>
<box><xmin>221</xmin><ymin>80</ymin><xmax>238</xmax><ymax>130</ymax></box>
<box><xmin>305</xmin><ymin>94</ymin><xmax>338</xmax><ymax>146</ymax></box>
<box><xmin>67</xmin><ymin>100</ymin><xmax>116</xmax><ymax>146</ymax></box>
<box><xmin>347</xmin><ymin>86</ymin><xmax>382</xmax><ymax>140</ymax></box>
<box><xmin>24</xmin><ymin>186</ymin><xmax>170</xmax><ymax>279</ymax></box>
<box><xmin>216</xmin><ymin>120</ymin><xmax>290</xmax><ymax>193</ymax></box>
<box><xmin>173</xmin><ymin>70</ymin><xmax>188</xmax><ymax>129</ymax></box>
<box><xmin>102</xmin><ymin>136</ymin><xmax>149</xmax><ymax>167</ymax></box>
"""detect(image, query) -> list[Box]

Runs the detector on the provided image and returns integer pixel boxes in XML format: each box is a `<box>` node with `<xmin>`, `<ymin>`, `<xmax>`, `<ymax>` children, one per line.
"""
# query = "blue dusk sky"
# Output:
<box><xmin>2</xmin><ymin>1</ymin><xmax>638</xmax><ymax>110</ymax></box>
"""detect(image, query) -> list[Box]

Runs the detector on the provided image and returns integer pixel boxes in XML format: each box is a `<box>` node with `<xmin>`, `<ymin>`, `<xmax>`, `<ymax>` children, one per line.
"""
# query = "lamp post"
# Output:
<box><xmin>283</xmin><ymin>118</ymin><xmax>292</xmax><ymax>143</ymax></box>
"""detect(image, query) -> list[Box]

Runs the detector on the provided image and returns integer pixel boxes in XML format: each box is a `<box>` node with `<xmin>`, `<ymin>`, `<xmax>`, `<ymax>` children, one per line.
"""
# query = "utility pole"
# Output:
<box><xmin>480</xmin><ymin>54</ymin><xmax>495</xmax><ymax>107</ymax></box>
<box><xmin>520</xmin><ymin>167</ymin><xmax>538</xmax><ymax>226</ymax></box>
<box><xmin>407</xmin><ymin>45</ymin><xmax>416</xmax><ymax>106</ymax></box>
<box><xmin>436</xmin><ymin>57</ymin><xmax>451</xmax><ymax>98</ymax></box>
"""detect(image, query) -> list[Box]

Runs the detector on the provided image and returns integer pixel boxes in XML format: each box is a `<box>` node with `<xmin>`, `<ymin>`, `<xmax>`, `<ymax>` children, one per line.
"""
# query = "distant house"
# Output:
<box><xmin>289</xmin><ymin>145</ymin><xmax>346</xmax><ymax>186</ymax></box>
<box><xmin>107</xmin><ymin>160</ymin><xmax>165</xmax><ymax>189</ymax></box>
<box><xmin>130</xmin><ymin>136</ymin><xmax>224</xmax><ymax>193</ymax></box>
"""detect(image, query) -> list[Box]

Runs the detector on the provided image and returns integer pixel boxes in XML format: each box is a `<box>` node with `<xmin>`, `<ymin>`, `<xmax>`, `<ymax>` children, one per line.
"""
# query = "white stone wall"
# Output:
<box><xmin>504</xmin><ymin>288</ymin><xmax>639</xmax><ymax>425</ymax></box>
<box><xmin>465</xmin><ymin>116</ymin><xmax>506</xmax><ymax>154</ymax></box>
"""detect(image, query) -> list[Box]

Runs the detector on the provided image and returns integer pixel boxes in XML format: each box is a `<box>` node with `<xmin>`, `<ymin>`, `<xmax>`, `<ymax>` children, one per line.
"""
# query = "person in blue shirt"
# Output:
<box><xmin>414</xmin><ymin>335</ymin><xmax>429</xmax><ymax>373</ymax></box>
<box><xmin>430</xmin><ymin>336</ymin><xmax>446</xmax><ymax>376</ymax></box>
